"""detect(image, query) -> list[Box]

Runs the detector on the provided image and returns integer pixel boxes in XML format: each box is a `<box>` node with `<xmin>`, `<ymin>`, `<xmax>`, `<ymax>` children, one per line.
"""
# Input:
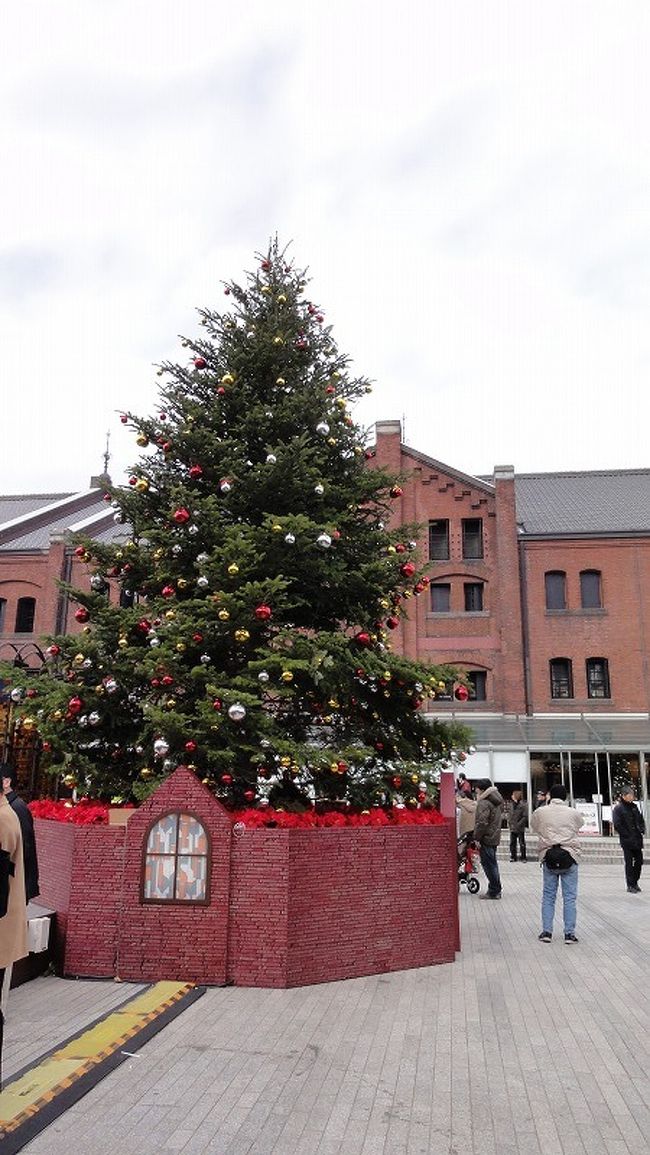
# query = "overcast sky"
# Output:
<box><xmin>0</xmin><ymin>1</ymin><xmax>647</xmax><ymax>493</ymax></box>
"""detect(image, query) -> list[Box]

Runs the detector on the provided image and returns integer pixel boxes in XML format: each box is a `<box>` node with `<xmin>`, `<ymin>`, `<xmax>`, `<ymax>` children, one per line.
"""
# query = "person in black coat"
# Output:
<box><xmin>612</xmin><ymin>786</ymin><xmax>646</xmax><ymax>893</ymax></box>
<box><xmin>0</xmin><ymin>764</ymin><xmax>40</xmax><ymax>902</ymax></box>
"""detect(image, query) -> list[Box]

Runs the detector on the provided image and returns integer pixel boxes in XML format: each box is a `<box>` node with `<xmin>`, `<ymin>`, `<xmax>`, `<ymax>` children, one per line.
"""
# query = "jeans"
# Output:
<box><xmin>622</xmin><ymin>845</ymin><xmax>643</xmax><ymax>887</ymax></box>
<box><xmin>509</xmin><ymin>831</ymin><xmax>527</xmax><ymax>860</ymax></box>
<box><xmin>542</xmin><ymin>863</ymin><xmax>578</xmax><ymax>934</ymax></box>
<box><xmin>479</xmin><ymin>845</ymin><xmax>502</xmax><ymax>896</ymax></box>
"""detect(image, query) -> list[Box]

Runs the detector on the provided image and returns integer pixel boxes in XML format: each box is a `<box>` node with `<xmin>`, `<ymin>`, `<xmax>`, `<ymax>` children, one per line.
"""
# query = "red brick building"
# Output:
<box><xmin>2</xmin><ymin>437</ymin><xmax>650</xmax><ymax>827</ymax></box>
<box><xmin>373</xmin><ymin>421</ymin><xmax>650</xmax><ymax>827</ymax></box>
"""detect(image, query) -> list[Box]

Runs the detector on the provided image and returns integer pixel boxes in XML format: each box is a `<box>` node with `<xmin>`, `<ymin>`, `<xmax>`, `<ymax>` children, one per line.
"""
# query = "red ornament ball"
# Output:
<box><xmin>243</xmin><ymin>788</ymin><xmax>256</xmax><ymax>802</ymax></box>
<box><xmin>400</xmin><ymin>562</ymin><xmax>416</xmax><ymax>578</ymax></box>
<box><xmin>220</xmin><ymin>773</ymin><xmax>233</xmax><ymax>785</ymax></box>
<box><xmin>355</xmin><ymin>631</ymin><xmax>371</xmax><ymax>647</ymax></box>
<box><xmin>212</xmin><ymin>698</ymin><xmax>222</xmax><ymax>711</ymax></box>
<box><xmin>194</xmin><ymin>357</ymin><xmax>207</xmax><ymax>370</ymax></box>
<box><xmin>161</xmin><ymin>585</ymin><xmax>175</xmax><ymax>599</ymax></box>
<box><xmin>254</xmin><ymin>603</ymin><xmax>272</xmax><ymax>621</ymax></box>
<box><xmin>74</xmin><ymin>607</ymin><xmax>89</xmax><ymax>623</ymax></box>
<box><xmin>386</xmin><ymin>616</ymin><xmax>400</xmax><ymax>630</ymax></box>
<box><xmin>454</xmin><ymin>685</ymin><xmax>470</xmax><ymax>702</ymax></box>
<box><xmin>173</xmin><ymin>507</ymin><xmax>191</xmax><ymax>524</ymax></box>
<box><xmin>390</xmin><ymin>486</ymin><xmax>403</xmax><ymax>498</ymax></box>
<box><xmin>188</xmin><ymin>465</ymin><xmax>203</xmax><ymax>480</ymax></box>
<box><xmin>120</xmin><ymin>414</ymin><xmax>128</xmax><ymax>424</ymax></box>
<box><xmin>184</xmin><ymin>740</ymin><xmax>197</xmax><ymax>753</ymax></box>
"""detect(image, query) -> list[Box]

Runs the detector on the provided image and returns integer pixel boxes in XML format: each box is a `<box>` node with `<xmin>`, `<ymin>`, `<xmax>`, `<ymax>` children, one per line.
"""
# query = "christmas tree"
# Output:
<box><xmin>6</xmin><ymin>241</ymin><xmax>469</xmax><ymax>808</ymax></box>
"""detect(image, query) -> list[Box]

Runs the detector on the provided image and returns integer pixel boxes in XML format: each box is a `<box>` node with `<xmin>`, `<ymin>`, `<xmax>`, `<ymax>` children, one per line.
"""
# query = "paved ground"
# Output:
<box><xmin>4</xmin><ymin>861</ymin><xmax>649</xmax><ymax>1155</ymax></box>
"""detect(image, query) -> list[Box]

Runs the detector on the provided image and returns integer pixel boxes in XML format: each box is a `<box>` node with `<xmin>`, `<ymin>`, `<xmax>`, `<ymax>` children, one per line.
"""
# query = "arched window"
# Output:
<box><xmin>143</xmin><ymin>812</ymin><xmax>210</xmax><ymax>903</ymax></box>
<box><xmin>580</xmin><ymin>570</ymin><xmax>602</xmax><ymax>609</ymax></box>
<box><xmin>550</xmin><ymin>658</ymin><xmax>573</xmax><ymax>699</ymax></box>
<box><xmin>586</xmin><ymin>658</ymin><xmax>610</xmax><ymax>699</ymax></box>
<box><xmin>15</xmin><ymin>597</ymin><xmax>36</xmax><ymax>634</ymax></box>
<box><xmin>545</xmin><ymin>572</ymin><xmax>566</xmax><ymax>611</ymax></box>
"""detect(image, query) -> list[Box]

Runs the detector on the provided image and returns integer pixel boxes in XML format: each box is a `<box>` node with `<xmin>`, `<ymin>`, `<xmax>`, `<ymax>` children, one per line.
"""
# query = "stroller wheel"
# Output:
<box><xmin>467</xmin><ymin>876</ymin><xmax>480</xmax><ymax>894</ymax></box>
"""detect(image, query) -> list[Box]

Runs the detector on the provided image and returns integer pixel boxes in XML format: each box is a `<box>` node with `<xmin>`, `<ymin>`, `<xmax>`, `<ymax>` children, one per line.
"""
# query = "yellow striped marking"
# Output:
<box><xmin>0</xmin><ymin>981</ymin><xmax>194</xmax><ymax>1135</ymax></box>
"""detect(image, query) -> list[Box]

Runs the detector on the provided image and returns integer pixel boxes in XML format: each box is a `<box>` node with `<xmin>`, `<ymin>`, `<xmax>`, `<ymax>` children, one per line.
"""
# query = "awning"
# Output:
<box><xmin>425</xmin><ymin>713</ymin><xmax>650</xmax><ymax>752</ymax></box>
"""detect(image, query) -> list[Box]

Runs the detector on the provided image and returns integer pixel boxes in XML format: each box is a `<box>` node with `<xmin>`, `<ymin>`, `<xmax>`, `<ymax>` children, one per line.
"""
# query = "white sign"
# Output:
<box><xmin>576</xmin><ymin>802</ymin><xmax>600</xmax><ymax>836</ymax></box>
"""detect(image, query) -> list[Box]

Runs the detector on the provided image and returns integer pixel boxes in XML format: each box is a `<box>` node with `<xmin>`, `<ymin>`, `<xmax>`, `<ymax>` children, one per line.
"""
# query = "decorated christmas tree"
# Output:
<box><xmin>6</xmin><ymin>241</ymin><xmax>469</xmax><ymax>808</ymax></box>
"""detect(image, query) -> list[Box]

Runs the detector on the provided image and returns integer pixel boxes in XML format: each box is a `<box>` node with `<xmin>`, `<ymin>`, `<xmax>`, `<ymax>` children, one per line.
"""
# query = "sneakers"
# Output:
<box><xmin>564</xmin><ymin>933</ymin><xmax>579</xmax><ymax>944</ymax></box>
<box><xmin>479</xmin><ymin>892</ymin><xmax>502</xmax><ymax>900</ymax></box>
<box><xmin>538</xmin><ymin>931</ymin><xmax>552</xmax><ymax>943</ymax></box>
<box><xmin>627</xmin><ymin>885</ymin><xmax>641</xmax><ymax>893</ymax></box>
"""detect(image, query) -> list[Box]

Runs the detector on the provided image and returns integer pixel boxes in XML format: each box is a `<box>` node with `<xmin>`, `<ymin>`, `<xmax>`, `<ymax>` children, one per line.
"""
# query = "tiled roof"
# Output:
<box><xmin>514</xmin><ymin>470</ymin><xmax>650</xmax><ymax>535</ymax></box>
<box><xmin>0</xmin><ymin>494</ymin><xmax>72</xmax><ymax>523</ymax></box>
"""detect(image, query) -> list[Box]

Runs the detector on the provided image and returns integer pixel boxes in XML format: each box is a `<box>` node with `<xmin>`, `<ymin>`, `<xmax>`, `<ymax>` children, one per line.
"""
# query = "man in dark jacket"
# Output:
<box><xmin>1</xmin><ymin>764</ymin><xmax>39</xmax><ymax>902</ymax></box>
<box><xmin>508</xmin><ymin>789</ymin><xmax>527</xmax><ymax>862</ymax></box>
<box><xmin>612</xmin><ymin>787</ymin><xmax>645</xmax><ymax>893</ymax></box>
<box><xmin>473</xmin><ymin>778</ymin><xmax>504</xmax><ymax>899</ymax></box>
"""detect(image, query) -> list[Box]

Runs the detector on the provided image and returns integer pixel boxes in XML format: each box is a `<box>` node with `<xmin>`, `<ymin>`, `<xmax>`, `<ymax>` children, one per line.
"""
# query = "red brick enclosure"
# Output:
<box><xmin>34</xmin><ymin>768</ymin><xmax>459</xmax><ymax>988</ymax></box>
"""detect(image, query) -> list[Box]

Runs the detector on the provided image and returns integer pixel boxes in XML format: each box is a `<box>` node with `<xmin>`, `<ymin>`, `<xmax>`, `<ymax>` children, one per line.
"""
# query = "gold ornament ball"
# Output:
<box><xmin>165</xmin><ymin>698</ymin><xmax>177</xmax><ymax>709</ymax></box>
<box><xmin>330</xmin><ymin>762</ymin><xmax>339</xmax><ymax>773</ymax></box>
<box><xmin>271</xmin><ymin>523</ymin><xmax>283</xmax><ymax>533</ymax></box>
<box><xmin>135</xmin><ymin>479</ymin><xmax>149</xmax><ymax>492</ymax></box>
<box><xmin>63</xmin><ymin>773</ymin><xmax>77</xmax><ymax>787</ymax></box>
<box><xmin>177</xmin><ymin>578</ymin><xmax>188</xmax><ymax>590</ymax></box>
<box><xmin>276</xmin><ymin>377</ymin><xmax>285</xmax><ymax>386</ymax></box>
<box><xmin>52</xmin><ymin>709</ymin><xmax>63</xmax><ymax>721</ymax></box>
<box><xmin>273</xmin><ymin>335</ymin><xmax>284</xmax><ymax>346</ymax></box>
<box><xmin>221</xmin><ymin>372</ymin><xmax>234</xmax><ymax>385</ymax></box>
<box><xmin>277</xmin><ymin>293</ymin><xmax>287</xmax><ymax>303</ymax></box>
<box><xmin>165</xmin><ymin>610</ymin><xmax>176</xmax><ymax>620</ymax></box>
<box><xmin>327</xmin><ymin>437</ymin><xmax>337</xmax><ymax>447</ymax></box>
<box><xmin>136</xmin><ymin>434</ymin><xmax>149</xmax><ymax>447</ymax></box>
<box><xmin>411</xmin><ymin>773</ymin><xmax>419</xmax><ymax>783</ymax></box>
<box><xmin>118</xmin><ymin>638</ymin><xmax>129</xmax><ymax>649</ymax></box>
<box><xmin>218</xmin><ymin>609</ymin><xmax>230</xmax><ymax>621</ymax></box>
<box><xmin>281</xmin><ymin>670</ymin><xmax>294</xmax><ymax>683</ymax></box>
<box><xmin>153</xmin><ymin>548</ymin><xmax>164</xmax><ymax>560</ymax></box>
<box><xmin>175</xmin><ymin>643</ymin><xmax>186</xmax><ymax>653</ymax></box>
<box><xmin>140</xmin><ymin>767</ymin><xmax>153</xmax><ymax>779</ymax></box>
<box><xmin>280</xmin><ymin>756</ymin><xmax>291</xmax><ymax>767</ymax></box>
<box><xmin>354</xmin><ymin>446</ymin><xmax>363</xmax><ymax>456</ymax></box>
<box><xmin>73</xmin><ymin>653</ymin><xmax>85</xmax><ymax>665</ymax></box>
<box><xmin>328</xmin><ymin>698</ymin><xmax>339</xmax><ymax>708</ymax></box>
<box><xmin>336</xmin><ymin>398</ymin><xmax>346</xmax><ymax>409</ymax></box>
<box><xmin>387</xmin><ymin>545</ymin><xmax>396</xmax><ymax>555</ymax></box>
<box><xmin>228</xmin><ymin>563</ymin><xmax>239</xmax><ymax>576</ymax></box>
<box><xmin>261</xmin><ymin>285</ymin><xmax>271</xmax><ymax>294</ymax></box>
<box><xmin>379</xmin><ymin>599</ymin><xmax>390</xmax><ymax>609</ymax></box>
<box><xmin>234</xmin><ymin>629</ymin><xmax>250</xmax><ymax>642</ymax></box>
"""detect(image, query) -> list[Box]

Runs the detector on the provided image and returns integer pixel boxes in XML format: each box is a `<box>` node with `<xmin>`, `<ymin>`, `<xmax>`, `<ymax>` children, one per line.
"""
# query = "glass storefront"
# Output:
<box><xmin>529</xmin><ymin>750</ymin><xmax>643</xmax><ymax>835</ymax></box>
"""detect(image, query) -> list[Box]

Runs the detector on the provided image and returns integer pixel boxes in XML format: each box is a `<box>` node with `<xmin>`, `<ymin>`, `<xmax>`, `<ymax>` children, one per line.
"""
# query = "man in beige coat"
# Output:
<box><xmin>531</xmin><ymin>783</ymin><xmax>584</xmax><ymax>944</ymax></box>
<box><xmin>0</xmin><ymin>782</ymin><xmax>28</xmax><ymax>1089</ymax></box>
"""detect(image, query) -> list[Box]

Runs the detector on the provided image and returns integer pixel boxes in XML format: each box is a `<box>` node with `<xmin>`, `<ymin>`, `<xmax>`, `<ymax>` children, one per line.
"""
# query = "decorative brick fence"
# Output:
<box><xmin>35</xmin><ymin>767</ymin><xmax>460</xmax><ymax>988</ymax></box>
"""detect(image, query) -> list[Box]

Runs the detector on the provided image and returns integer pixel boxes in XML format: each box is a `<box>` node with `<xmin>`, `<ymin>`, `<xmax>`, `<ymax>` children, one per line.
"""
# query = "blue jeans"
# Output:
<box><xmin>542</xmin><ymin>863</ymin><xmax>578</xmax><ymax>934</ymax></box>
<box><xmin>479</xmin><ymin>845</ymin><xmax>502</xmax><ymax>896</ymax></box>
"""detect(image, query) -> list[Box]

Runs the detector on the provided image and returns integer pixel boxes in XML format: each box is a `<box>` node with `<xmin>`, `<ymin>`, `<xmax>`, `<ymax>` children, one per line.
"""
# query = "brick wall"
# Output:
<box><xmin>34</xmin><ymin>769</ymin><xmax>459</xmax><ymax>987</ymax></box>
<box><xmin>523</xmin><ymin>537</ymin><xmax>650</xmax><ymax>711</ymax></box>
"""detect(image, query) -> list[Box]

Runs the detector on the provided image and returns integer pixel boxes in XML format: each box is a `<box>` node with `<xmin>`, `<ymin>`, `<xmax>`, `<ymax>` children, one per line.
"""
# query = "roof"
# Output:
<box><xmin>427</xmin><ymin>712</ymin><xmax>650</xmax><ymax>751</ymax></box>
<box><xmin>514</xmin><ymin>470</ymin><xmax>650</xmax><ymax>536</ymax></box>
<box><xmin>0</xmin><ymin>494</ymin><xmax>73</xmax><ymax>523</ymax></box>
<box><xmin>0</xmin><ymin>490</ymin><xmax>113</xmax><ymax>551</ymax></box>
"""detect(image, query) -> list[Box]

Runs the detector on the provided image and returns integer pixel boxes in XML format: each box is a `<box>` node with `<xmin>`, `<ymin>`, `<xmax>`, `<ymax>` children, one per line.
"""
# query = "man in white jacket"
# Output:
<box><xmin>531</xmin><ymin>784</ymin><xmax>584</xmax><ymax>944</ymax></box>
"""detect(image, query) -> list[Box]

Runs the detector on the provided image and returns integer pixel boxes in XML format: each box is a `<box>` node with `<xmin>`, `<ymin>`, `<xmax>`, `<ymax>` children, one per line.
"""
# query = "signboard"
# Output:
<box><xmin>576</xmin><ymin>801</ymin><xmax>600</xmax><ymax>836</ymax></box>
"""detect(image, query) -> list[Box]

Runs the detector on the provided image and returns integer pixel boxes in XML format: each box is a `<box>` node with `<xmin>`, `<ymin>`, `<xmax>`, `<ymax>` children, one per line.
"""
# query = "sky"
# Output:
<box><xmin>0</xmin><ymin>0</ymin><xmax>648</xmax><ymax>493</ymax></box>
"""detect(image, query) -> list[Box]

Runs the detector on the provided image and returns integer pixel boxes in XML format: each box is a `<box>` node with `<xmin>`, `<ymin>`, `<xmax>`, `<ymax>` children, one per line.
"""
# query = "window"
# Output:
<box><xmin>428</xmin><ymin>519</ymin><xmax>449</xmax><ymax>561</ymax></box>
<box><xmin>464</xmin><ymin>582</ymin><xmax>484</xmax><ymax>612</ymax></box>
<box><xmin>580</xmin><ymin>570</ymin><xmax>602</xmax><ymax>609</ymax></box>
<box><xmin>14</xmin><ymin>597</ymin><xmax>36</xmax><ymax>634</ymax></box>
<box><xmin>143</xmin><ymin>812</ymin><xmax>210</xmax><ymax>903</ymax></box>
<box><xmin>550</xmin><ymin>658</ymin><xmax>573</xmax><ymax>699</ymax></box>
<box><xmin>430</xmin><ymin>583</ymin><xmax>451</xmax><ymax>612</ymax></box>
<box><xmin>462</xmin><ymin>519</ymin><xmax>483</xmax><ymax>559</ymax></box>
<box><xmin>468</xmin><ymin>671</ymin><xmax>487</xmax><ymax>701</ymax></box>
<box><xmin>0</xmin><ymin>598</ymin><xmax>6</xmax><ymax>633</ymax></box>
<box><xmin>586</xmin><ymin>658</ymin><xmax>610</xmax><ymax>699</ymax></box>
<box><xmin>545</xmin><ymin>571</ymin><xmax>566</xmax><ymax>611</ymax></box>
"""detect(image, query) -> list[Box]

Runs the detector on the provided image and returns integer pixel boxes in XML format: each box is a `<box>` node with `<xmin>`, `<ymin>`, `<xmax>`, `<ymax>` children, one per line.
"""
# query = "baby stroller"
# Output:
<box><xmin>457</xmin><ymin>834</ymin><xmax>480</xmax><ymax>894</ymax></box>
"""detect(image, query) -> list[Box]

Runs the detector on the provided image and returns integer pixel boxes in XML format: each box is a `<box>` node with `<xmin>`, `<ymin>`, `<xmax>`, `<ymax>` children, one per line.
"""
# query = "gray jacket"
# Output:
<box><xmin>473</xmin><ymin>786</ymin><xmax>504</xmax><ymax>847</ymax></box>
<box><xmin>508</xmin><ymin>798</ymin><xmax>527</xmax><ymax>835</ymax></box>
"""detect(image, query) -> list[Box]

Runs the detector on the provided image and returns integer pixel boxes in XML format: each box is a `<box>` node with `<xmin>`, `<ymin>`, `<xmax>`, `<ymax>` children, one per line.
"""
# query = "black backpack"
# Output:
<box><xmin>544</xmin><ymin>844</ymin><xmax>574</xmax><ymax>873</ymax></box>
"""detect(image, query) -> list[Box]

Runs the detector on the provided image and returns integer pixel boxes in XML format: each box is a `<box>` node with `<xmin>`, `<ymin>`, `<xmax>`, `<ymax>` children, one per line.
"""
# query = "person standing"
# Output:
<box><xmin>508</xmin><ymin>789</ymin><xmax>527</xmax><ymax>861</ymax></box>
<box><xmin>531</xmin><ymin>784</ymin><xmax>584</xmax><ymax>943</ymax></box>
<box><xmin>473</xmin><ymin>778</ymin><xmax>504</xmax><ymax>899</ymax></box>
<box><xmin>0</xmin><ymin>776</ymin><xmax>29</xmax><ymax>1089</ymax></box>
<box><xmin>1</xmin><ymin>764</ymin><xmax>40</xmax><ymax>901</ymax></box>
<box><xmin>612</xmin><ymin>786</ymin><xmax>645</xmax><ymax>893</ymax></box>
